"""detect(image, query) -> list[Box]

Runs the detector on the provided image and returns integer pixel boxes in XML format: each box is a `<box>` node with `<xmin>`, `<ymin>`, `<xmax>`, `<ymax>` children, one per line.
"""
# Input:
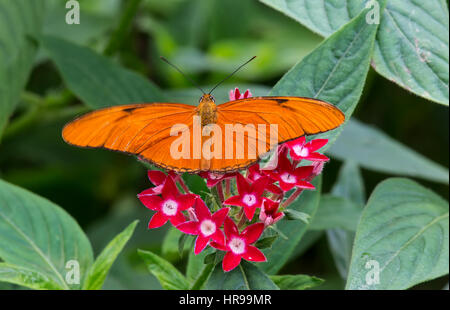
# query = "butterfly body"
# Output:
<box><xmin>197</xmin><ymin>94</ymin><xmax>218</xmax><ymax>126</ymax></box>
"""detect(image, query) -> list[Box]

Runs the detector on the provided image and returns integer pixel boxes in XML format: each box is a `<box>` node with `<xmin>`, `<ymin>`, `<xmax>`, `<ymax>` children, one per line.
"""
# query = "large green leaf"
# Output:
<box><xmin>270</xmin><ymin>274</ymin><xmax>324</xmax><ymax>290</ymax></box>
<box><xmin>327</xmin><ymin>161</ymin><xmax>365</xmax><ymax>279</ymax></box>
<box><xmin>0</xmin><ymin>263</ymin><xmax>62</xmax><ymax>290</ymax></box>
<box><xmin>138</xmin><ymin>249</ymin><xmax>190</xmax><ymax>290</ymax></box>
<box><xmin>346</xmin><ymin>178</ymin><xmax>449</xmax><ymax>289</ymax></box>
<box><xmin>83</xmin><ymin>221</ymin><xmax>138</xmax><ymax>290</ymax></box>
<box><xmin>310</xmin><ymin>194</ymin><xmax>362</xmax><ymax>231</ymax></box>
<box><xmin>260</xmin><ymin>176</ymin><xmax>322</xmax><ymax>274</ymax></box>
<box><xmin>0</xmin><ymin>179</ymin><xmax>93</xmax><ymax>290</ymax></box>
<box><xmin>0</xmin><ymin>0</ymin><xmax>45</xmax><ymax>137</ymax></box>
<box><xmin>41</xmin><ymin>35</ymin><xmax>165</xmax><ymax>109</ymax></box>
<box><xmin>205</xmin><ymin>261</ymin><xmax>279</xmax><ymax>290</ymax></box>
<box><xmin>372</xmin><ymin>0</ymin><xmax>449</xmax><ymax>105</ymax></box>
<box><xmin>270</xmin><ymin>3</ymin><xmax>383</xmax><ymax>148</ymax></box>
<box><xmin>261</xmin><ymin>0</ymin><xmax>449</xmax><ymax>105</ymax></box>
<box><xmin>329</xmin><ymin>119</ymin><xmax>449</xmax><ymax>184</ymax></box>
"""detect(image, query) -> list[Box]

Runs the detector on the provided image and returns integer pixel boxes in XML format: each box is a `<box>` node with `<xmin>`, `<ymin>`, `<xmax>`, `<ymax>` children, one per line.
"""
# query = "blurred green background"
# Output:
<box><xmin>0</xmin><ymin>0</ymin><xmax>448</xmax><ymax>289</ymax></box>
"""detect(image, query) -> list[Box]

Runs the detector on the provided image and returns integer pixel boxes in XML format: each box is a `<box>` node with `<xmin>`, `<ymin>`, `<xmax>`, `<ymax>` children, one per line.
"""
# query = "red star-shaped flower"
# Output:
<box><xmin>247</xmin><ymin>164</ymin><xmax>282</xmax><ymax>195</ymax></box>
<box><xmin>211</xmin><ymin>217</ymin><xmax>266</xmax><ymax>272</ymax></box>
<box><xmin>139</xmin><ymin>176</ymin><xmax>198</xmax><ymax>228</ymax></box>
<box><xmin>137</xmin><ymin>170</ymin><xmax>170</xmax><ymax>197</ymax></box>
<box><xmin>285</xmin><ymin>137</ymin><xmax>329</xmax><ymax>161</ymax></box>
<box><xmin>268</xmin><ymin>149</ymin><xmax>315</xmax><ymax>192</ymax></box>
<box><xmin>223</xmin><ymin>173</ymin><xmax>268</xmax><ymax>220</ymax></box>
<box><xmin>259</xmin><ymin>199</ymin><xmax>284</xmax><ymax>226</ymax></box>
<box><xmin>177</xmin><ymin>199</ymin><xmax>229</xmax><ymax>254</ymax></box>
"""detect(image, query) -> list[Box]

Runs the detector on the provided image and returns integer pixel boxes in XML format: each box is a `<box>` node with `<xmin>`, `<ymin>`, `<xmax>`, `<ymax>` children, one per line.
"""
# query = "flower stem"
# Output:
<box><xmin>177</xmin><ymin>175</ymin><xmax>190</xmax><ymax>193</ymax></box>
<box><xmin>225</xmin><ymin>179</ymin><xmax>231</xmax><ymax>197</ymax></box>
<box><xmin>216</xmin><ymin>182</ymin><xmax>224</xmax><ymax>203</ymax></box>
<box><xmin>191</xmin><ymin>263</ymin><xmax>214</xmax><ymax>290</ymax></box>
<box><xmin>282</xmin><ymin>188</ymin><xmax>304</xmax><ymax>208</ymax></box>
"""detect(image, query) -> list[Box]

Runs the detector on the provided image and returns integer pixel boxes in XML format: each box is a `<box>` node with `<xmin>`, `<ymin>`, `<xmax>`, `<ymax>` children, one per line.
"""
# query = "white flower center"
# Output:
<box><xmin>229</xmin><ymin>237</ymin><xmax>246</xmax><ymax>255</ymax></box>
<box><xmin>200</xmin><ymin>219</ymin><xmax>216</xmax><ymax>237</ymax></box>
<box><xmin>162</xmin><ymin>199</ymin><xmax>178</xmax><ymax>216</ymax></box>
<box><xmin>281</xmin><ymin>173</ymin><xmax>297</xmax><ymax>184</ymax></box>
<box><xmin>242</xmin><ymin>194</ymin><xmax>257</xmax><ymax>206</ymax></box>
<box><xmin>293</xmin><ymin>145</ymin><xmax>309</xmax><ymax>157</ymax></box>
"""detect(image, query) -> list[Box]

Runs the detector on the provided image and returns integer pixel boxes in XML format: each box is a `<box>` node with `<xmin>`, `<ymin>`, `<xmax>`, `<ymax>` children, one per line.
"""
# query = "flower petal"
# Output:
<box><xmin>211</xmin><ymin>229</ymin><xmax>226</xmax><ymax>245</ymax></box>
<box><xmin>251</xmin><ymin>176</ymin><xmax>269</xmax><ymax>195</ymax></box>
<box><xmin>194</xmin><ymin>198</ymin><xmax>211</xmax><ymax>220</ymax></box>
<box><xmin>212</xmin><ymin>207</ymin><xmax>230</xmax><ymax>226</ymax></box>
<box><xmin>148</xmin><ymin>212</ymin><xmax>168</xmax><ymax>229</ymax></box>
<box><xmin>279</xmin><ymin>180</ymin><xmax>295</xmax><ymax>192</ymax></box>
<box><xmin>243</xmin><ymin>205</ymin><xmax>257</xmax><ymax>221</ymax></box>
<box><xmin>235</xmin><ymin>173</ymin><xmax>251</xmax><ymax>194</ymax></box>
<box><xmin>169</xmin><ymin>212</ymin><xmax>186</xmax><ymax>226</ymax></box>
<box><xmin>138</xmin><ymin>194</ymin><xmax>163</xmax><ymax>211</ymax></box>
<box><xmin>194</xmin><ymin>236</ymin><xmax>210</xmax><ymax>255</ymax></box>
<box><xmin>295</xmin><ymin>180</ymin><xmax>315</xmax><ymax>189</ymax></box>
<box><xmin>241</xmin><ymin>222</ymin><xmax>265</xmax><ymax>244</ymax></box>
<box><xmin>306</xmin><ymin>152</ymin><xmax>329</xmax><ymax>162</ymax></box>
<box><xmin>176</xmin><ymin>221</ymin><xmax>199</xmax><ymax>235</ymax></box>
<box><xmin>224</xmin><ymin>217</ymin><xmax>239</xmax><ymax>238</ymax></box>
<box><xmin>161</xmin><ymin>176</ymin><xmax>180</xmax><ymax>199</ymax></box>
<box><xmin>138</xmin><ymin>186</ymin><xmax>163</xmax><ymax>197</ymax></box>
<box><xmin>242</xmin><ymin>245</ymin><xmax>266</xmax><ymax>262</ymax></box>
<box><xmin>305</xmin><ymin>139</ymin><xmax>328</xmax><ymax>152</ymax></box>
<box><xmin>210</xmin><ymin>241</ymin><xmax>227</xmax><ymax>251</ymax></box>
<box><xmin>223</xmin><ymin>252</ymin><xmax>242</xmax><ymax>272</ymax></box>
<box><xmin>147</xmin><ymin>170</ymin><xmax>167</xmax><ymax>186</ymax></box>
<box><xmin>294</xmin><ymin>165</ymin><xmax>314</xmax><ymax>179</ymax></box>
<box><xmin>223</xmin><ymin>195</ymin><xmax>245</xmax><ymax>208</ymax></box>
<box><xmin>177</xmin><ymin>194</ymin><xmax>198</xmax><ymax>211</ymax></box>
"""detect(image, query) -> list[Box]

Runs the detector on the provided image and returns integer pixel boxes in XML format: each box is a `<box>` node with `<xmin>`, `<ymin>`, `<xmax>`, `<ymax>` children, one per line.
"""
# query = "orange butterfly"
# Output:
<box><xmin>62</xmin><ymin>57</ymin><xmax>345</xmax><ymax>173</ymax></box>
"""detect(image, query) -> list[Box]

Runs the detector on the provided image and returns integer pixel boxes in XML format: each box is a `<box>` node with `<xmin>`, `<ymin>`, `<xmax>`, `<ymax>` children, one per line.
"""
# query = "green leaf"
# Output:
<box><xmin>0</xmin><ymin>179</ymin><xmax>93</xmax><ymax>290</ymax></box>
<box><xmin>138</xmin><ymin>249</ymin><xmax>190</xmax><ymax>290</ymax></box>
<box><xmin>261</xmin><ymin>0</ymin><xmax>449</xmax><ymax>105</ymax></box>
<box><xmin>83</xmin><ymin>221</ymin><xmax>138</xmax><ymax>290</ymax></box>
<box><xmin>0</xmin><ymin>263</ymin><xmax>62</xmax><ymax>290</ymax></box>
<box><xmin>372</xmin><ymin>0</ymin><xmax>449</xmax><ymax>105</ymax></box>
<box><xmin>331</xmin><ymin>160</ymin><xmax>366</xmax><ymax>207</ymax></box>
<box><xmin>270</xmin><ymin>3</ymin><xmax>383</xmax><ymax>148</ymax></box>
<box><xmin>270</xmin><ymin>274</ymin><xmax>324</xmax><ymax>290</ymax></box>
<box><xmin>329</xmin><ymin>119</ymin><xmax>449</xmax><ymax>184</ymax></box>
<box><xmin>259</xmin><ymin>0</ymin><xmax>364</xmax><ymax>37</ymax></box>
<box><xmin>260</xmin><ymin>177</ymin><xmax>322</xmax><ymax>274</ymax></box>
<box><xmin>310</xmin><ymin>194</ymin><xmax>362</xmax><ymax>231</ymax></box>
<box><xmin>327</xmin><ymin>161</ymin><xmax>365</xmax><ymax>279</ymax></box>
<box><xmin>346</xmin><ymin>178</ymin><xmax>449</xmax><ymax>290</ymax></box>
<box><xmin>0</xmin><ymin>0</ymin><xmax>45</xmax><ymax>137</ymax></box>
<box><xmin>284</xmin><ymin>209</ymin><xmax>311</xmax><ymax>223</ymax></box>
<box><xmin>41</xmin><ymin>35</ymin><xmax>165</xmax><ymax>109</ymax></box>
<box><xmin>254</xmin><ymin>235</ymin><xmax>278</xmax><ymax>250</ymax></box>
<box><xmin>205</xmin><ymin>261</ymin><xmax>279</xmax><ymax>290</ymax></box>
<box><xmin>161</xmin><ymin>226</ymin><xmax>184</xmax><ymax>262</ymax></box>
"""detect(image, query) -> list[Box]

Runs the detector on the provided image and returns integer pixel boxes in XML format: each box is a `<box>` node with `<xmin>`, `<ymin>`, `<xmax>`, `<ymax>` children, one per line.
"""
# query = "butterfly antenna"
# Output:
<box><xmin>160</xmin><ymin>56</ymin><xmax>206</xmax><ymax>94</ymax></box>
<box><xmin>208</xmin><ymin>56</ymin><xmax>256</xmax><ymax>95</ymax></box>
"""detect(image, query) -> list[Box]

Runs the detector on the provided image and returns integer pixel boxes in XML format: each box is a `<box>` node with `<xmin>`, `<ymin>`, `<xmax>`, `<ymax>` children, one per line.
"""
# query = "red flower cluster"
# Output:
<box><xmin>138</xmin><ymin>88</ymin><xmax>329</xmax><ymax>272</ymax></box>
